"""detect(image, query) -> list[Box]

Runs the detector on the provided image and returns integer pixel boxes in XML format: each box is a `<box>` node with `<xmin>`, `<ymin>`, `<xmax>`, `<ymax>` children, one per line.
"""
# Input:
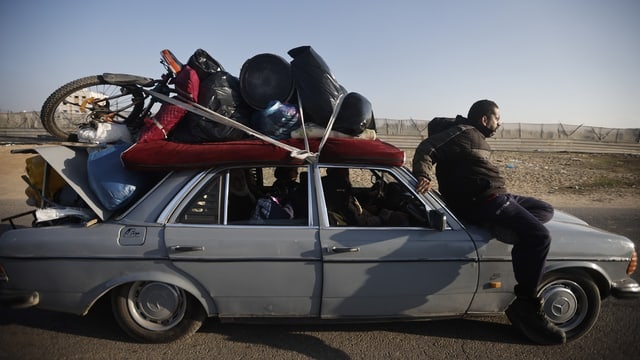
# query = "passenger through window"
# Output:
<box><xmin>321</xmin><ymin>166</ymin><xmax>429</xmax><ymax>227</ymax></box>
<box><xmin>178</xmin><ymin>166</ymin><xmax>309</xmax><ymax>226</ymax></box>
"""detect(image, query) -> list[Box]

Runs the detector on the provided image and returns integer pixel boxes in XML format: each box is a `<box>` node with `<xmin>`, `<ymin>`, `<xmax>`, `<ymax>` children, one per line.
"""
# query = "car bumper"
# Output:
<box><xmin>611</xmin><ymin>279</ymin><xmax>640</xmax><ymax>299</ymax></box>
<box><xmin>0</xmin><ymin>289</ymin><xmax>39</xmax><ymax>308</ymax></box>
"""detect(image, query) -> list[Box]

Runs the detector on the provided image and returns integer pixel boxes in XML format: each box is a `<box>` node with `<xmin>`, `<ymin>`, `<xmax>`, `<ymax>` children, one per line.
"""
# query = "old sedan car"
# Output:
<box><xmin>0</xmin><ymin>140</ymin><xmax>638</xmax><ymax>344</ymax></box>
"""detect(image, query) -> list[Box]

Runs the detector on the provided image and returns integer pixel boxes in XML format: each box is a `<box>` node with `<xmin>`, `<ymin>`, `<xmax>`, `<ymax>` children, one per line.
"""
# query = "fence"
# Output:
<box><xmin>374</xmin><ymin>118</ymin><xmax>640</xmax><ymax>154</ymax></box>
<box><xmin>1</xmin><ymin>112</ymin><xmax>639</xmax><ymax>154</ymax></box>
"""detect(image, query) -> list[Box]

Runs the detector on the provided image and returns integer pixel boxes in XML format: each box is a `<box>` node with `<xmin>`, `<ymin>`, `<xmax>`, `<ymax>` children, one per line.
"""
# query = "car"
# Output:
<box><xmin>1</xmin><ymin>140</ymin><xmax>638</xmax><ymax>344</ymax></box>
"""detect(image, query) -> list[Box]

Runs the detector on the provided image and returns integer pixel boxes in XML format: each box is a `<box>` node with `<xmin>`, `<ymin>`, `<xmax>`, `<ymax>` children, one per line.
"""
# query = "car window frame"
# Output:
<box><xmin>168</xmin><ymin>165</ymin><xmax>312</xmax><ymax>227</ymax></box>
<box><xmin>317</xmin><ymin>164</ymin><xmax>439</xmax><ymax>229</ymax></box>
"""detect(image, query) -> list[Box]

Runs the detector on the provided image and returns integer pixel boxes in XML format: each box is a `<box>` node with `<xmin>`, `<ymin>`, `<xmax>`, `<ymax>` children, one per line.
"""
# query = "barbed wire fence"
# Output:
<box><xmin>1</xmin><ymin>112</ymin><xmax>639</xmax><ymax>153</ymax></box>
<box><xmin>374</xmin><ymin>118</ymin><xmax>640</xmax><ymax>154</ymax></box>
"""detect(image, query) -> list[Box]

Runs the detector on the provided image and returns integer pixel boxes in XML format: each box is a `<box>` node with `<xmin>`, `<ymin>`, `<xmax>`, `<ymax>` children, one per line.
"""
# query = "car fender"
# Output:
<box><xmin>80</xmin><ymin>270</ymin><xmax>219</xmax><ymax>316</ymax></box>
<box><xmin>543</xmin><ymin>261</ymin><xmax>612</xmax><ymax>297</ymax></box>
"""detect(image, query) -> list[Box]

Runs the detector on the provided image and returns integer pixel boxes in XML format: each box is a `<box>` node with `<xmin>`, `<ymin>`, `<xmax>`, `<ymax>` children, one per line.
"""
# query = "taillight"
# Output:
<box><xmin>0</xmin><ymin>263</ymin><xmax>8</xmax><ymax>282</ymax></box>
<box><xmin>627</xmin><ymin>249</ymin><xmax>638</xmax><ymax>275</ymax></box>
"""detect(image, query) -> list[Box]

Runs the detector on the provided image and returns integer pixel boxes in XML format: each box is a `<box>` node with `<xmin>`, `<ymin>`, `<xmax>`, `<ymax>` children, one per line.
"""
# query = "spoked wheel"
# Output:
<box><xmin>111</xmin><ymin>281</ymin><xmax>205</xmax><ymax>343</ymax></box>
<box><xmin>40</xmin><ymin>75</ymin><xmax>145</xmax><ymax>141</ymax></box>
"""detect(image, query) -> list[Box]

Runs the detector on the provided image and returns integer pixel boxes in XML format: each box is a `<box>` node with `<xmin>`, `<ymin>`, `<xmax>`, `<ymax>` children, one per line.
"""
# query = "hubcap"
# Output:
<box><xmin>126</xmin><ymin>282</ymin><xmax>187</xmax><ymax>331</ymax></box>
<box><xmin>540</xmin><ymin>280</ymin><xmax>587</xmax><ymax>331</ymax></box>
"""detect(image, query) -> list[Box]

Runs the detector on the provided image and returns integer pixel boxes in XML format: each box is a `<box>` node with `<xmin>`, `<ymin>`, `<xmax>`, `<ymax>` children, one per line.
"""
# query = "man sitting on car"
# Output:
<box><xmin>412</xmin><ymin>100</ymin><xmax>565</xmax><ymax>345</ymax></box>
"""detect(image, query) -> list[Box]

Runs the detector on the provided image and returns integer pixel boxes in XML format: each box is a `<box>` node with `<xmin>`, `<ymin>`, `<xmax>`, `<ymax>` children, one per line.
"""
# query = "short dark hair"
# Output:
<box><xmin>467</xmin><ymin>100</ymin><xmax>498</xmax><ymax>123</ymax></box>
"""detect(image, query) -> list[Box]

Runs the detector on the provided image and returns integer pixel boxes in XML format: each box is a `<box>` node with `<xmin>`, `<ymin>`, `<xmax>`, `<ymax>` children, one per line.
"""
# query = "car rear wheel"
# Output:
<box><xmin>538</xmin><ymin>271</ymin><xmax>601</xmax><ymax>342</ymax></box>
<box><xmin>111</xmin><ymin>281</ymin><xmax>205</xmax><ymax>343</ymax></box>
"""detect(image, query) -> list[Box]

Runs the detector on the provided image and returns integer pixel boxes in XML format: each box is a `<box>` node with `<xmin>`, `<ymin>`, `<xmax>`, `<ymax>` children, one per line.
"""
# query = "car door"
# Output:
<box><xmin>317</xmin><ymin>165</ymin><xmax>479</xmax><ymax>318</ymax></box>
<box><xmin>163</xmin><ymin>166</ymin><xmax>322</xmax><ymax>318</ymax></box>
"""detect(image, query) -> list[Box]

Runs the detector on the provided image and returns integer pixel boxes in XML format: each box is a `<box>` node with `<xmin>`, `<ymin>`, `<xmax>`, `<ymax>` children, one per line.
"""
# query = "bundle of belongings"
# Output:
<box><xmin>136</xmin><ymin>45</ymin><xmax>377</xmax><ymax>144</ymax></box>
<box><xmin>36</xmin><ymin>46</ymin><xmax>388</xmax><ymax>225</ymax></box>
<box><xmin>22</xmin><ymin>142</ymin><xmax>160</xmax><ymax>226</ymax></box>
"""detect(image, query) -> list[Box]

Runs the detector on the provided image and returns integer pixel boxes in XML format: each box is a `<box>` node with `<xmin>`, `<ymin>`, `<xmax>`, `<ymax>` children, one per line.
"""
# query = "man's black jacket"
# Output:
<box><xmin>412</xmin><ymin>116</ymin><xmax>506</xmax><ymax>212</ymax></box>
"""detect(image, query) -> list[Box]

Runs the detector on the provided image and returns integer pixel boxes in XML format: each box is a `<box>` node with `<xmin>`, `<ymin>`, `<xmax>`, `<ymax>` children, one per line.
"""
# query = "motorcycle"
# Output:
<box><xmin>39</xmin><ymin>49</ymin><xmax>186</xmax><ymax>142</ymax></box>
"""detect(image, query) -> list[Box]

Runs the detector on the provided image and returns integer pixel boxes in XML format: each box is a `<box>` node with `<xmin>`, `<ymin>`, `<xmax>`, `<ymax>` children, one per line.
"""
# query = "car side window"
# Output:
<box><xmin>177</xmin><ymin>166</ymin><xmax>309</xmax><ymax>226</ymax></box>
<box><xmin>178</xmin><ymin>175</ymin><xmax>222</xmax><ymax>224</ymax></box>
<box><xmin>248</xmin><ymin>166</ymin><xmax>309</xmax><ymax>226</ymax></box>
<box><xmin>321</xmin><ymin>166</ymin><xmax>429</xmax><ymax>227</ymax></box>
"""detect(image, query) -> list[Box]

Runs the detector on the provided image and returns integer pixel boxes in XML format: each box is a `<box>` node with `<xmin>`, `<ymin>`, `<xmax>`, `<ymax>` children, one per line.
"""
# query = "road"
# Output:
<box><xmin>1</xmin><ymin>202</ymin><xmax>639</xmax><ymax>359</ymax></box>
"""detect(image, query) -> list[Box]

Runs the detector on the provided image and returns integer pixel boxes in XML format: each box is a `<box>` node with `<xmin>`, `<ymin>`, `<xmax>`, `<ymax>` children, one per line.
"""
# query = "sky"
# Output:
<box><xmin>0</xmin><ymin>0</ymin><xmax>638</xmax><ymax>129</ymax></box>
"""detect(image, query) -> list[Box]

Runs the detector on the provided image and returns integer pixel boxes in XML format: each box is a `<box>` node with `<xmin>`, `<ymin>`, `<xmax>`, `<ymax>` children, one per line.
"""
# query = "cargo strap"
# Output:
<box><xmin>293</xmin><ymin>89</ymin><xmax>346</xmax><ymax>159</ymax></box>
<box><xmin>151</xmin><ymin>117</ymin><xmax>168</xmax><ymax>139</ymax></box>
<box><xmin>145</xmin><ymin>89</ymin><xmax>316</xmax><ymax>162</ymax></box>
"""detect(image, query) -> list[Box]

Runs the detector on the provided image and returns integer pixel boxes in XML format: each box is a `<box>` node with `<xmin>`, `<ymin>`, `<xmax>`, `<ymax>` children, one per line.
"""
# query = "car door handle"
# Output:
<box><xmin>328</xmin><ymin>246</ymin><xmax>360</xmax><ymax>253</ymax></box>
<box><xmin>170</xmin><ymin>245</ymin><xmax>205</xmax><ymax>252</ymax></box>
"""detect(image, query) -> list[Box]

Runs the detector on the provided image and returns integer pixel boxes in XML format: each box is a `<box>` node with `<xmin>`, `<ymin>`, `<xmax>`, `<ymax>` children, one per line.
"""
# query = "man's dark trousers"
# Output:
<box><xmin>462</xmin><ymin>194</ymin><xmax>554</xmax><ymax>297</ymax></box>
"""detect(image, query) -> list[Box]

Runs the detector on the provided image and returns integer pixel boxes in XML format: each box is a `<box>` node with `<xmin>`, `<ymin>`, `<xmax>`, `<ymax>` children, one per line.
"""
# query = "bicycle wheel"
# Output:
<box><xmin>40</xmin><ymin>75</ymin><xmax>145</xmax><ymax>141</ymax></box>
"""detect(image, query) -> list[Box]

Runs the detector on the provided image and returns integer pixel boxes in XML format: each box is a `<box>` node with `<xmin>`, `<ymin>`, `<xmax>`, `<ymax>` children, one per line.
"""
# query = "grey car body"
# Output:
<box><xmin>1</xmin><ymin>145</ymin><xmax>638</xmax><ymax>344</ymax></box>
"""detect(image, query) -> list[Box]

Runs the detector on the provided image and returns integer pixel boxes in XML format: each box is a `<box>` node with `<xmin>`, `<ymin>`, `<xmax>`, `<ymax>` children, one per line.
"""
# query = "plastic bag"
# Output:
<box><xmin>250</xmin><ymin>100</ymin><xmax>300</xmax><ymax>140</ymax></box>
<box><xmin>169</xmin><ymin>71</ymin><xmax>251</xmax><ymax>143</ymax></box>
<box><xmin>333</xmin><ymin>92</ymin><xmax>375</xmax><ymax>136</ymax></box>
<box><xmin>240</xmin><ymin>53</ymin><xmax>294</xmax><ymax>110</ymax></box>
<box><xmin>35</xmin><ymin>207</ymin><xmax>94</xmax><ymax>224</ymax></box>
<box><xmin>187</xmin><ymin>48</ymin><xmax>225</xmax><ymax>80</ymax></box>
<box><xmin>87</xmin><ymin>142</ymin><xmax>150</xmax><ymax>211</ymax></box>
<box><xmin>289</xmin><ymin>122</ymin><xmax>377</xmax><ymax>140</ymax></box>
<box><xmin>288</xmin><ymin>46</ymin><xmax>346</xmax><ymax>127</ymax></box>
<box><xmin>77</xmin><ymin>122</ymin><xmax>132</xmax><ymax>144</ymax></box>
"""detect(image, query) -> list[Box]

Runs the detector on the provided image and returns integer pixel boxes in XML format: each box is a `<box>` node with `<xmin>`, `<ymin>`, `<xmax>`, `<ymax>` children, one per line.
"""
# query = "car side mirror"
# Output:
<box><xmin>428</xmin><ymin>210</ymin><xmax>446</xmax><ymax>231</ymax></box>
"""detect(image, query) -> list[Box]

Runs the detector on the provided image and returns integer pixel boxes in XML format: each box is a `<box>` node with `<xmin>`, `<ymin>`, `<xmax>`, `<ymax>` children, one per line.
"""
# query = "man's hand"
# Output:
<box><xmin>415</xmin><ymin>176</ymin><xmax>433</xmax><ymax>194</ymax></box>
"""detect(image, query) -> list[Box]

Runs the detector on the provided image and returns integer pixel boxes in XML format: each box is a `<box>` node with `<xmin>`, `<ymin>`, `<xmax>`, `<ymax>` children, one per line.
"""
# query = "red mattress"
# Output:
<box><xmin>121</xmin><ymin>138</ymin><xmax>405</xmax><ymax>171</ymax></box>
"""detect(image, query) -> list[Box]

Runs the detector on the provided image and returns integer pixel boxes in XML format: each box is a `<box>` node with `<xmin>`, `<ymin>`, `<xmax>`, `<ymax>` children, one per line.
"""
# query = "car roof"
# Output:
<box><xmin>35</xmin><ymin>139</ymin><xmax>406</xmax><ymax>221</ymax></box>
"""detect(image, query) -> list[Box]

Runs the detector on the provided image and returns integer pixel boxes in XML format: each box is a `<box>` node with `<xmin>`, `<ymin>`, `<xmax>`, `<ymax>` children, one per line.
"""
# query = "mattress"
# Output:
<box><xmin>121</xmin><ymin>138</ymin><xmax>405</xmax><ymax>171</ymax></box>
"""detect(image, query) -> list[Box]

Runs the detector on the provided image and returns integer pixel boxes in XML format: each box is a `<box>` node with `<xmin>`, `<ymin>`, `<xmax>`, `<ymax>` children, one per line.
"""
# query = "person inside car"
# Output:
<box><xmin>271</xmin><ymin>167</ymin><xmax>300</xmax><ymax>201</ymax></box>
<box><xmin>322</xmin><ymin>168</ymin><xmax>409</xmax><ymax>227</ymax></box>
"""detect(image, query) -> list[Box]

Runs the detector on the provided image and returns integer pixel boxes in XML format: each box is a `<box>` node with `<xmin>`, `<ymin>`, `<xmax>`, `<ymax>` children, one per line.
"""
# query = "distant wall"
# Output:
<box><xmin>1</xmin><ymin>112</ymin><xmax>638</xmax><ymax>153</ymax></box>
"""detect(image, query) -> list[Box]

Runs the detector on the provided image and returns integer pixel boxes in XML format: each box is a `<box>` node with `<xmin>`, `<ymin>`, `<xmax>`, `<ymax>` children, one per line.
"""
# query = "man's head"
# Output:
<box><xmin>467</xmin><ymin>100</ymin><xmax>500</xmax><ymax>137</ymax></box>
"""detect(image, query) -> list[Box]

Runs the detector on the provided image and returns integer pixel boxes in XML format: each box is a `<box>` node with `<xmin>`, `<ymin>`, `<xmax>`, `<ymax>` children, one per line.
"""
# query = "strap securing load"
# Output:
<box><xmin>145</xmin><ymin>89</ymin><xmax>317</xmax><ymax>162</ymax></box>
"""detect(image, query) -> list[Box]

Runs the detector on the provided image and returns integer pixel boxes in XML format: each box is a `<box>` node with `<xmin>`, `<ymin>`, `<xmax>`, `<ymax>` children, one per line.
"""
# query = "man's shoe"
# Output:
<box><xmin>506</xmin><ymin>297</ymin><xmax>566</xmax><ymax>345</ymax></box>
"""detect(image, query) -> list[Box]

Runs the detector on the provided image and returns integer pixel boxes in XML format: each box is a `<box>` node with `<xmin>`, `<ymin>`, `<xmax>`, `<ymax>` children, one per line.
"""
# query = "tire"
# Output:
<box><xmin>40</xmin><ymin>76</ymin><xmax>145</xmax><ymax>141</ymax></box>
<box><xmin>111</xmin><ymin>281</ymin><xmax>206</xmax><ymax>343</ymax></box>
<box><xmin>537</xmin><ymin>270</ymin><xmax>601</xmax><ymax>342</ymax></box>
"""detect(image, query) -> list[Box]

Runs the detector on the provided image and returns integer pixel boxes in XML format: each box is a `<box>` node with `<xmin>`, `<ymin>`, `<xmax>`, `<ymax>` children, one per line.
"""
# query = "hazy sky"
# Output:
<box><xmin>1</xmin><ymin>0</ymin><xmax>638</xmax><ymax>128</ymax></box>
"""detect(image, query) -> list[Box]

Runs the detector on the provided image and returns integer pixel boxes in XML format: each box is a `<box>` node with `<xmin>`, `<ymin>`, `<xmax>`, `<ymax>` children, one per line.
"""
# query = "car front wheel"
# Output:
<box><xmin>111</xmin><ymin>281</ymin><xmax>206</xmax><ymax>343</ymax></box>
<box><xmin>538</xmin><ymin>271</ymin><xmax>601</xmax><ymax>342</ymax></box>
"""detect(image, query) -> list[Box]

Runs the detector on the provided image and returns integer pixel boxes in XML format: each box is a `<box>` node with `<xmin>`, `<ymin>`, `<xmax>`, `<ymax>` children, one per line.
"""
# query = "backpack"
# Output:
<box><xmin>427</xmin><ymin>117</ymin><xmax>460</xmax><ymax>136</ymax></box>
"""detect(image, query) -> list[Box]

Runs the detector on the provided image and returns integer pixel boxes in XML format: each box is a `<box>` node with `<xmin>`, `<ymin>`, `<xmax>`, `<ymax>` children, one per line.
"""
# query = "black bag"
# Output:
<box><xmin>288</xmin><ymin>46</ymin><xmax>346</xmax><ymax>127</ymax></box>
<box><xmin>187</xmin><ymin>48</ymin><xmax>225</xmax><ymax>81</ymax></box>
<box><xmin>333</xmin><ymin>92</ymin><xmax>375</xmax><ymax>136</ymax></box>
<box><xmin>169</xmin><ymin>71</ymin><xmax>251</xmax><ymax>143</ymax></box>
<box><xmin>240</xmin><ymin>53</ymin><xmax>294</xmax><ymax>110</ymax></box>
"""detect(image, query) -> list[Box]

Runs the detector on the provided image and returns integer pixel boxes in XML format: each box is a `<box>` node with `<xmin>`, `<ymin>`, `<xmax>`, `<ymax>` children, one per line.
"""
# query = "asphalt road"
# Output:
<box><xmin>1</xmin><ymin>203</ymin><xmax>639</xmax><ymax>360</ymax></box>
